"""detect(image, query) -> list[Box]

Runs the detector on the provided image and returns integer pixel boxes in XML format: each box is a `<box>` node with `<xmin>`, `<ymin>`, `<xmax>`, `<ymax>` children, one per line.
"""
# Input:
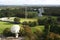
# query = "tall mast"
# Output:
<box><xmin>25</xmin><ymin>5</ymin><xmax>27</xmax><ymax>19</ymax></box>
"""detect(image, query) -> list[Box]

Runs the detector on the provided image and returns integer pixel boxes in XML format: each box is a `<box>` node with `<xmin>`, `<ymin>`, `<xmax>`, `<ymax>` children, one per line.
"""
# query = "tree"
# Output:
<box><xmin>23</xmin><ymin>25</ymin><xmax>36</xmax><ymax>40</ymax></box>
<box><xmin>44</xmin><ymin>17</ymin><xmax>53</xmax><ymax>40</ymax></box>
<box><xmin>14</xmin><ymin>17</ymin><xmax>20</xmax><ymax>24</ymax></box>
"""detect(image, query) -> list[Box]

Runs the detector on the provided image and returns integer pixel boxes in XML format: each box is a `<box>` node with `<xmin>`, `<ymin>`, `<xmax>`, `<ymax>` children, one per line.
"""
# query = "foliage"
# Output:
<box><xmin>43</xmin><ymin>7</ymin><xmax>60</xmax><ymax>16</ymax></box>
<box><xmin>37</xmin><ymin>18</ymin><xmax>44</xmax><ymax>25</ymax></box>
<box><xmin>28</xmin><ymin>21</ymin><xmax>37</xmax><ymax>27</ymax></box>
<box><xmin>43</xmin><ymin>17</ymin><xmax>60</xmax><ymax>40</ymax></box>
<box><xmin>27</xmin><ymin>12</ymin><xmax>38</xmax><ymax>18</ymax></box>
<box><xmin>50</xmin><ymin>23</ymin><xmax>60</xmax><ymax>34</ymax></box>
<box><xmin>19</xmin><ymin>26</ymin><xmax>26</xmax><ymax>36</ymax></box>
<box><xmin>34</xmin><ymin>28</ymin><xmax>43</xmax><ymax>40</ymax></box>
<box><xmin>38</xmin><ymin>17</ymin><xmax>53</xmax><ymax>25</ymax></box>
<box><xmin>23</xmin><ymin>25</ymin><xmax>36</xmax><ymax>40</ymax></box>
<box><xmin>57</xmin><ymin>17</ymin><xmax>60</xmax><ymax>22</ymax></box>
<box><xmin>22</xmin><ymin>21</ymin><xmax>37</xmax><ymax>27</ymax></box>
<box><xmin>14</xmin><ymin>17</ymin><xmax>20</xmax><ymax>24</ymax></box>
<box><xmin>43</xmin><ymin>17</ymin><xmax>53</xmax><ymax>39</ymax></box>
<box><xmin>0</xmin><ymin>8</ymin><xmax>38</xmax><ymax>18</ymax></box>
<box><xmin>48</xmin><ymin>32</ymin><xmax>60</xmax><ymax>40</ymax></box>
<box><xmin>3</xmin><ymin>28</ymin><xmax>15</xmax><ymax>37</ymax></box>
<box><xmin>22</xmin><ymin>21</ymin><xmax>28</xmax><ymax>25</ymax></box>
<box><xmin>0</xmin><ymin>18</ymin><xmax>38</xmax><ymax>34</ymax></box>
<box><xmin>44</xmin><ymin>24</ymin><xmax>50</xmax><ymax>40</ymax></box>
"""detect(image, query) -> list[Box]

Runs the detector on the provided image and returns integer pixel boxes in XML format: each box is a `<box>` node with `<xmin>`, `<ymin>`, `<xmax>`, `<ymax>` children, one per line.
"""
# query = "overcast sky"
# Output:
<box><xmin>0</xmin><ymin>0</ymin><xmax>60</xmax><ymax>5</ymax></box>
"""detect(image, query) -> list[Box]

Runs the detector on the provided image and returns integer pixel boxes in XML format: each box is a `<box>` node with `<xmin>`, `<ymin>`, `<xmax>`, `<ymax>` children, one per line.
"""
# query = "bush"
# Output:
<box><xmin>48</xmin><ymin>32</ymin><xmax>60</xmax><ymax>40</ymax></box>
<box><xmin>23</xmin><ymin>25</ymin><xmax>36</xmax><ymax>40</ymax></box>
<box><xmin>50</xmin><ymin>24</ymin><xmax>60</xmax><ymax>34</ymax></box>
<box><xmin>22</xmin><ymin>21</ymin><xmax>28</xmax><ymax>25</ymax></box>
<box><xmin>28</xmin><ymin>21</ymin><xmax>37</xmax><ymax>27</ymax></box>
<box><xmin>22</xmin><ymin>21</ymin><xmax>37</xmax><ymax>27</ymax></box>
<box><xmin>27</xmin><ymin>12</ymin><xmax>37</xmax><ymax>18</ymax></box>
<box><xmin>37</xmin><ymin>18</ymin><xmax>46</xmax><ymax>25</ymax></box>
<box><xmin>34</xmin><ymin>28</ymin><xmax>43</xmax><ymax>40</ymax></box>
<box><xmin>19</xmin><ymin>26</ymin><xmax>26</xmax><ymax>36</ymax></box>
<box><xmin>57</xmin><ymin>17</ymin><xmax>60</xmax><ymax>22</ymax></box>
<box><xmin>14</xmin><ymin>17</ymin><xmax>20</xmax><ymax>24</ymax></box>
<box><xmin>19</xmin><ymin>25</ymin><xmax>39</xmax><ymax>40</ymax></box>
<box><xmin>3</xmin><ymin>28</ymin><xmax>15</xmax><ymax>37</ymax></box>
<box><xmin>37</xmin><ymin>17</ymin><xmax>55</xmax><ymax>25</ymax></box>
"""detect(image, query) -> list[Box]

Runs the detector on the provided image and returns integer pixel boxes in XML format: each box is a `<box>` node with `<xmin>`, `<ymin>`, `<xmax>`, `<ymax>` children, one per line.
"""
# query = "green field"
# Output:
<box><xmin>0</xmin><ymin>21</ymin><xmax>13</xmax><ymax>34</ymax></box>
<box><xmin>0</xmin><ymin>18</ymin><xmax>44</xmax><ymax>34</ymax></box>
<box><xmin>20</xmin><ymin>18</ymin><xmax>37</xmax><ymax>23</ymax></box>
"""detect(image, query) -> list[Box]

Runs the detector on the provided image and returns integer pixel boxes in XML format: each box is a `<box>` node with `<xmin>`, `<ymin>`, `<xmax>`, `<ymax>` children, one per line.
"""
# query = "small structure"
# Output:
<box><xmin>38</xmin><ymin>8</ymin><xmax>44</xmax><ymax>17</ymax></box>
<box><xmin>11</xmin><ymin>25</ymin><xmax>20</xmax><ymax>38</ymax></box>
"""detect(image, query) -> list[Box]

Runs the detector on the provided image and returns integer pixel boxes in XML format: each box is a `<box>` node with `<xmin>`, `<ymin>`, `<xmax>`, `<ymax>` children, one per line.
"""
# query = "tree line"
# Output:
<box><xmin>0</xmin><ymin>8</ymin><xmax>38</xmax><ymax>18</ymax></box>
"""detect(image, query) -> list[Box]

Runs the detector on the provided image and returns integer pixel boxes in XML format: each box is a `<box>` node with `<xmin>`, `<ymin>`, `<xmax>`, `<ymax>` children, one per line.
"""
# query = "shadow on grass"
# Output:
<box><xmin>4</xmin><ymin>21</ymin><xmax>20</xmax><ymax>25</ymax></box>
<box><xmin>0</xmin><ymin>21</ymin><xmax>19</xmax><ymax>25</ymax></box>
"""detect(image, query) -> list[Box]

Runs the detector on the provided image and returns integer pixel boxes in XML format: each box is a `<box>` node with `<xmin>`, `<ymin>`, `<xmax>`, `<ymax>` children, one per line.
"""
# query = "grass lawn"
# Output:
<box><xmin>31</xmin><ymin>25</ymin><xmax>44</xmax><ymax>33</ymax></box>
<box><xmin>0</xmin><ymin>21</ymin><xmax>13</xmax><ymax>34</ymax></box>
<box><xmin>20</xmin><ymin>18</ymin><xmax>37</xmax><ymax>23</ymax></box>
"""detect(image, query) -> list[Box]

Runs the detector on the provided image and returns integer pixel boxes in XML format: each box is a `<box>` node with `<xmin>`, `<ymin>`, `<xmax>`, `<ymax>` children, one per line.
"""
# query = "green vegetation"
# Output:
<box><xmin>0</xmin><ymin>8</ymin><xmax>38</xmax><ymax>18</ymax></box>
<box><xmin>20</xmin><ymin>18</ymin><xmax>37</xmax><ymax>23</ymax></box>
<box><xmin>0</xmin><ymin>18</ymin><xmax>44</xmax><ymax>34</ymax></box>
<box><xmin>0</xmin><ymin>21</ymin><xmax>13</xmax><ymax>34</ymax></box>
<box><xmin>0</xmin><ymin>7</ymin><xmax>60</xmax><ymax>40</ymax></box>
<box><xmin>0</xmin><ymin>16</ymin><xmax>60</xmax><ymax>40</ymax></box>
<box><xmin>14</xmin><ymin>17</ymin><xmax>20</xmax><ymax>24</ymax></box>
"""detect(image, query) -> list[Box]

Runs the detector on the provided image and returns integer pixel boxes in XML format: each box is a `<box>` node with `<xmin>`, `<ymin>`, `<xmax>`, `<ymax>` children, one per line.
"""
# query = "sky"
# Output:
<box><xmin>0</xmin><ymin>0</ymin><xmax>60</xmax><ymax>5</ymax></box>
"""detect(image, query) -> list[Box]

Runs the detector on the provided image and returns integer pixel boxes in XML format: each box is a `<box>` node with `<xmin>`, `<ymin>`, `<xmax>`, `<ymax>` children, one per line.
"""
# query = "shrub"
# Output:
<box><xmin>37</xmin><ymin>18</ymin><xmax>45</xmax><ymax>25</ymax></box>
<box><xmin>23</xmin><ymin>25</ymin><xmax>33</xmax><ymax>36</ymax></box>
<box><xmin>23</xmin><ymin>25</ymin><xmax>36</xmax><ymax>40</ymax></box>
<box><xmin>22</xmin><ymin>21</ymin><xmax>37</xmax><ymax>27</ymax></box>
<box><xmin>27</xmin><ymin>12</ymin><xmax>37</xmax><ymax>18</ymax></box>
<box><xmin>19</xmin><ymin>26</ymin><xmax>26</xmax><ymax>36</ymax></box>
<box><xmin>28</xmin><ymin>21</ymin><xmax>37</xmax><ymax>27</ymax></box>
<box><xmin>57</xmin><ymin>17</ymin><xmax>60</xmax><ymax>21</ymax></box>
<box><xmin>50</xmin><ymin>24</ymin><xmax>60</xmax><ymax>34</ymax></box>
<box><xmin>14</xmin><ymin>17</ymin><xmax>20</xmax><ymax>24</ymax></box>
<box><xmin>48</xmin><ymin>32</ymin><xmax>60</xmax><ymax>40</ymax></box>
<box><xmin>37</xmin><ymin>17</ymin><xmax>55</xmax><ymax>25</ymax></box>
<box><xmin>34</xmin><ymin>28</ymin><xmax>43</xmax><ymax>40</ymax></box>
<box><xmin>3</xmin><ymin>28</ymin><xmax>15</xmax><ymax>37</ymax></box>
<box><xmin>22</xmin><ymin>21</ymin><xmax>28</xmax><ymax>25</ymax></box>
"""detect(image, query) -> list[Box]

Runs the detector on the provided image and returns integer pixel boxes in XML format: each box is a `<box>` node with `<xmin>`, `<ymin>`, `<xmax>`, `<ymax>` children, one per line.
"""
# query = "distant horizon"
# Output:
<box><xmin>0</xmin><ymin>4</ymin><xmax>60</xmax><ymax>6</ymax></box>
<box><xmin>0</xmin><ymin>0</ymin><xmax>60</xmax><ymax>5</ymax></box>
